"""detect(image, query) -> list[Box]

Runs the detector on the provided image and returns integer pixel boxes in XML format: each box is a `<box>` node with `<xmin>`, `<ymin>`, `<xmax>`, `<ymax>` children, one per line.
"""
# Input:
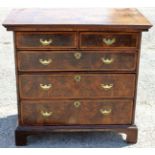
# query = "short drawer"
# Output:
<box><xmin>80</xmin><ymin>32</ymin><xmax>138</xmax><ymax>49</ymax></box>
<box><xmin>17</xmin><ymin>51</ymin><xmax>137</xmax><ymax>72</ymax></box>
<box><xmin>19</xmin><ymin>74</ymin><xmax>135</xmax><ymax>99</ymax></box>
<box><xmin>16</xmin><ymin>32</ymin><xmax>77</xmax><ymax>49</ymax></box>
<box><xmin>20</xmin><ymin>99</ymin><xmax>133</xmax><ymax>125</ymax></box>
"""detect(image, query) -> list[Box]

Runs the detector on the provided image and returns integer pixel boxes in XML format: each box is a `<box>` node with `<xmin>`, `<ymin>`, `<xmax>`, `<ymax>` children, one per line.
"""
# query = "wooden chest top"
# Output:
<box><xmin>3</xmin><ymin>8</ymin><xmax>152</xmax><ymax>31</ymax></box>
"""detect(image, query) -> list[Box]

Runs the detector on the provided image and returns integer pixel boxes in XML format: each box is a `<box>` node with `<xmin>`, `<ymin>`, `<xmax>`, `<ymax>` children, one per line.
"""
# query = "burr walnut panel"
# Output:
<box><xmin>20</xmin><ymin>99</ymin><xmax>133</xmax><ymax>125</ymax></box>
<box><xmin>19</xmin><ymin>74</ymin><xmax>135</xmax><ymax>99</ymax></box>
<box><xmin>17</xmin><ymin>51</ymin><xmax>137</xmax><ymax>72</ymax></box>
<box><xmin>80</xmin><ymin>32</ymin><xmax>138</xmax><ymax>49</ymax></box>
<box><xmin>16</xmin><ymin>32</ymin><xmax>77</xmax><ymax>50</ymax></box>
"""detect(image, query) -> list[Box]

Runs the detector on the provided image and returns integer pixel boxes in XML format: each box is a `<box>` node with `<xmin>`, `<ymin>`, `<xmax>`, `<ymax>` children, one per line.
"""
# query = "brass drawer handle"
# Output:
<box><xmin>39</xmin><ymin>58</ymin><xmax>52</xmax><ymax>65</ymax></box>
<box><xmin>101</xmin><ymin>84</ymin><xmax>113</xmax><ymax>90</ymax></box>
<box><xmin>103</xmin><ymin>38</ymin><xmax>116</xmax><ymax>45</ymax></box>
<box><xmin>74</xmin><ymin>101</ymin><xmax>81</xmax><ymax>108</ymax></box>
<box><xmin>101</xmin><ymin>57</ymin><xmax>114</xmax><ymax>64</ymax></box>
<box><xmin>40</xmin><ymin>39</ymin><xmax>53</xmax><ymax>46</ymax></box>
<box><xmin>74</xmin><ymin>52</ymin><xmax>82</xmax><ymax>60</ymax></box>
<box><xmin>41</xmin><ymin>110</ymin><xmax>53</xmax><ymax>117</ymax></box>
<box><xmin>100</xmin><ymin>108</ymin><xmax>112</xmax><ymax>115</ymax></box>
<box><xmin>40</xmin><ymin>84</ymin><xmax>52</xmax><ymax>90</ymax></box>
<box><xmin>74</xmin><ymin>75</ymin><xmax>81</xmax><ymax>82</ymax></box>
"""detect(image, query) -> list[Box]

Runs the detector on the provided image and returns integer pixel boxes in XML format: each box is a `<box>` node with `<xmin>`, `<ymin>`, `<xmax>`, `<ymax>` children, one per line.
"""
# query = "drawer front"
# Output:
<box><xmin>80</xmin><ymin>32</ymin><xmax>138</xmax><ymax>49</ymax></box>
<box><xmin>18</xmin><ymin>51</ymin><xmax>137</xmax><ymax>72</ymax></box>
<box><xmin>16</xmin><ymin>32</ymin><xmax>77</xmax><ymax>49</ymax></box>
<box><xmin>21</xmin><ymin>100</ymin><xmax>133</xmax><ymax>125</ymax></box>
<box><xmin>19</xmin><ymin>74</ymin><xmax>135</xmax><ymax>99</ymax></box>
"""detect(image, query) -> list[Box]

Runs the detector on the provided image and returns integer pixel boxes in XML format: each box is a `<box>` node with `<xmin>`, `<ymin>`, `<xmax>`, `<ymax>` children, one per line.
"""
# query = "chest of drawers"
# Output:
<box><xmin>3</xmin><ymin>8</ymin><xmax>152</xmax><ymax>146</ymax></box>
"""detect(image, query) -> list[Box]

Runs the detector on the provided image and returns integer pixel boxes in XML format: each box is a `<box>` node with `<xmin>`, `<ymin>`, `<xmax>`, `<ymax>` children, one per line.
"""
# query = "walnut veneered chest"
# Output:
<box><xmin>3</xmin><ymin>8</ymin><xmax>152</xmax><ymax>146</ymax></box>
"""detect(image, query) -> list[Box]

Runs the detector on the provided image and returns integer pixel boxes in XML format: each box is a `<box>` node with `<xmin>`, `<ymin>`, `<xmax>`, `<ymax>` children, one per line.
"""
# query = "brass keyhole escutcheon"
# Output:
<box><xmin>74</xmin><ymin>75</ymin><xmax>81</xmax><ymax>82</ymax></box>
<box><xmin>74</xmin><ymin>52</ymin><xmax>82</xmax><ymax>60</ymax></box>
<box><xmin>74</xmin><ymin>101</ymin><xmax>81</xmax><ymax>108</ymax></box>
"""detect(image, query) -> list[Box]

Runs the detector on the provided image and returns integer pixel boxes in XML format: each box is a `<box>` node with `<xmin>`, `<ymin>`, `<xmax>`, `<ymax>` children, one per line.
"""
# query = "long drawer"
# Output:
<box><xmin>17</xmin><ymin>51</ymin><xmax>137</xmax><ymax>72</ymax></box>
<box><xmin>19</xmin><ymin>74</ymin><xmax>135</xmax><ymax>99</ymax></box>
<box><xmin>20</xmin><ymin>99</ymin><xmax>133</xmax><ymax>125</ymax></box>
